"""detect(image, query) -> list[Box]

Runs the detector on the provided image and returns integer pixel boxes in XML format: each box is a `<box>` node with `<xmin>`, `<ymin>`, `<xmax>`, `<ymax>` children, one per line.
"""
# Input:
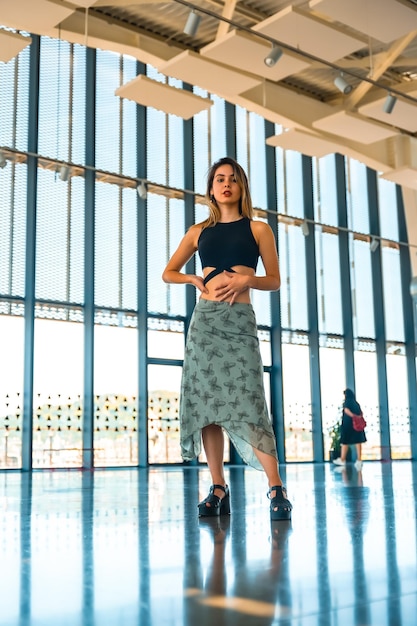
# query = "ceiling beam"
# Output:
<box><xmin>346</xmin><ymin>29</ymin><xmax>417</xmax><ymax>108</ymax></box>
<box><xmin>216</xmin><ymin>0</ymin><xmax>237</xmax><ymax>39</ymax></box>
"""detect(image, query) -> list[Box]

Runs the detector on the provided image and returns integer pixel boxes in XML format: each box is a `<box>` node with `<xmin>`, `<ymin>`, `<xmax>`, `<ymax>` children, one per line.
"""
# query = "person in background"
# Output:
<box><xmin>333</xmin><ymin>388</ymin><xmax>367</xmax><ymax>470</ymax></box>
<box><xmin>162</xmin><ymin>157</ymin><xmax>292</xmax><ymax>521</ymax></box>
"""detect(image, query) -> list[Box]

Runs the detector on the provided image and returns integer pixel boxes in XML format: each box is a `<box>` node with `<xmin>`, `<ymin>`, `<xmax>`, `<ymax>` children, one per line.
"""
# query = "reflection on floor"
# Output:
<box><xmin>1</xmin><ymin>461</ymin><xmax>417</xmax><ymax>625</ymax></box>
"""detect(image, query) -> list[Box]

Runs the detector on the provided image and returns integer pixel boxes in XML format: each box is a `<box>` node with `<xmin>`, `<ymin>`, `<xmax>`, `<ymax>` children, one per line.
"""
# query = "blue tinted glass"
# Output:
<box><xmin>378</xmin><ymin>178</ymin><xmax>399</xmax><ymax>241</ymax></box>
<box><xmin>346</xmin><ymin>159</ymin><xmax>369</xmax><ymax>234</ymax></box>
<box><xmin>382</xmin><ymin>247</ymin><xmax>404</xmax><ymax>342</ymax></box>
<box><xmin>352</xmin><ymin>239</ymin><xmax>375</xmax><ymax>338</ymax></box>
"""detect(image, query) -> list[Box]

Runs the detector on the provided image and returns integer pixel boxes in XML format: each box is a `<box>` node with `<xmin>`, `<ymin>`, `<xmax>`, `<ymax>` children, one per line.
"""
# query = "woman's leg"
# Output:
<box><xmin>201</xmin><ymin>424</ymin><xmax>227</xmax><ymax>503</ymax></box>
<box><xmin>253</xmin><ymin>448</ymin><xmax>291</xmax><ymax>517</ymax></box>
<box><xmin>355</xmin><ymin>443</ymin><xmax>362</xmax><ymax>461</ymax></box>
<box><xmin>253</xmin><ymin>447</ymin><xmax>283</xmax><ymax>488</ymax></box>
<box><xmin>340</xmin><ymin>444</ymin><xmax>349</xmax><ymax>462</ymax></box>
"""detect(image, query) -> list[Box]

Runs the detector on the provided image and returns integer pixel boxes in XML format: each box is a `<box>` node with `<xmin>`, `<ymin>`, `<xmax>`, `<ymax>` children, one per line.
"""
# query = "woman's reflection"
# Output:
<box><xmin>186</xmin><ymin>515</ymin><xmax>292</xmax><ymax>626</ymax></box>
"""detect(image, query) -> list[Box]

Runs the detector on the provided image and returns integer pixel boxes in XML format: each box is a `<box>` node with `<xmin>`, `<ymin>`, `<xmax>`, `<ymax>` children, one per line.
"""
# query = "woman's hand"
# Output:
<box><xmin>214</xmin><ymin>271</ymin><xmax>250</xmax><ymax>305</ymax></box>
<box><xmin>191</xmin><ymin>275</ymin><xmax>209</xmax><ymax>295</ymax></box>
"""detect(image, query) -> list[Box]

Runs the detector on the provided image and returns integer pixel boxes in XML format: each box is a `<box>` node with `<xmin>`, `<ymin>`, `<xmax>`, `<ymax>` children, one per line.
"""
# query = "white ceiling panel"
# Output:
<box><xmin>201</xmin><ymin>29</ymin><xmax>310</xmax><ymax>82</ymax></box>
<box><xmin>359</xmin><ymin>91</ymin><xmax>417</xmax><ymax>133</ymax></box>
<box><xmin>310</xmin><ymin>0</ymin><xmax>417</xmax><ymax>43</ymax></box>
<box><xmin>0</xmin><ymin>30</ymin><xmax>31</xmax><ymax>62</ymax></box>
<box><xmin>0</xmin><ymin>0</ymin><xmax>75</xmax><ymax>33</ymax></box>
<box><xmin>115</xmin><ymin>74</ymin><xmax>213</xmax><ymax>119</ymax></box>
<box><xmin>159</xmin><ymin>50</ymin><xmax>261</xmax><ymax>97</ymax></box>
<box><xmin>266</xmin><ymin>128</ymin><xmax>342</xmax><ymax>157</ymax></box>
<box><xmin>313</xmin><ymin>110</ymin><xmax>398</xmax><ymax>143</ymax></box>
<box><xmin>252</xmin><ymin>5</ymin><xmax>364</xmax><ymax>62</ymax></box>
<box><xmin>381</xmin><ymin>166</ymin><xmax>417</xmax><ymax>190</ymax></box>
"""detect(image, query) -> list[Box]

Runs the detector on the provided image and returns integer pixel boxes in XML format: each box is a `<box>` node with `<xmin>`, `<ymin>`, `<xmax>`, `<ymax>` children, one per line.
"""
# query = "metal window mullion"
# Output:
<box><xmin>137</xmin><ymin>61</ymin><xmax>148</xmax><ymax>468</ymax></box>
<box><xmin>66</xmin><ymin>44</ymin><xmax>75</xmax><ymax>303</ymax></box>
<box><xmin>302</xmin><ymin>154</ymin><xmax>324</xmax><ymax>462</ymax></box>
<box><xmin>9</xmin><ymin>55</ymin><xmax>19</xmax><ymax>297</ymax></box>
<box><xmin>265</xmin><ymin>120</ymin><xmax>285</xmax><ymax>462</ymax></box>
<box><xmin>335</xmin><ymin>153</ymin><xmax>355</xmax><ymax>390</ymax></box>
<box><xmin>82</xmin><ymin>46</ymin><xmax>96</xmax><ymax>470</ymax></box>
<box><xmin>396</xmin><ymin>186</ymin><xmax>417</xmax><ymax>459</ymax></box>
<box><xmin>367</xmin><ymin>167</ymin><xmax>390</xmax><ymax>461</ymax></box>
<box><xmin>225</xmin><ymin>101</ymin><xmax>236</xmax><ymax>159</ymax></box>
<box><xmin>183</xmin><ymin>87</ymin><xmax>198</xmax><ymax>465</ymax></box>
<box><xmin>22</xmin><ymin>35</ymin><xmax>41</xmax><ymax>471</ymax></box>
<box><xmin>118</xmin><ymin>57</ymin><xmax>124</xmax><ymax>310</ymax></box>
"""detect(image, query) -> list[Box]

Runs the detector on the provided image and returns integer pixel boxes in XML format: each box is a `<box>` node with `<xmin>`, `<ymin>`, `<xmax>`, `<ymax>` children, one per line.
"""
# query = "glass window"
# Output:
<box><xmin>148</xmin><ymin>319</ymin><xmax>184</xmax><ymax>361</ymax></box>
<box><xmin>0</xmin><ymin>43</ymin><xmax>30</xmax><ymax>151</ymax></box>
<box><xmin>351</xmin><ymin>238</ymin><xmax>375</xmax><ymax>339</ymax></box>
<box><xmin>148</xmin><ymin>364</ymin><xmax>182</xmax><ymax>464</ymax></box>
<box><xmin>36</xmin><ymin>169</ymin><xmax>85</xmax><ymax>304</ymax></box>
<box><xmin>378</xmin><ymin>178</ymin><xmax>399</xmax><ymax>241</ymax></box>
<box><xmin>313</xmin><ymin>155</ymin><xmax>337</xmax><ymax>226</ymax></box>
<box><xmin>316</xmin><ymin>229</ymin><xmax>343</xmax><ymax>335</ymax></box>
<box><xmin>319</xmin><ymin>345</ymin><xmax>346</xmax><ymax>461</ymax></box>
<box><xmin>278</xmin><ymin>223</ymin><xmax>308</xmax><ymax>331</ymax></box>
<box><xmin>38</xmin><ymin>38</ymin><xmax>86</xmax><ymax>165</ymax></box>
<box><xmin>236</xmin><ymin>105</ymin><xmax>249</xmax><ymax>174</ymax></box>
<box><xmin>0</xmin><ymin>315</ymin><xmax>24</xmax><ymax>468</ymax></box>
<box><xmin>32</xmin><ymin>318</ymin><xmax>84</xmax><ymax>469</ymax></box>
<box><xmin>210</xmin><ymin>94</ymin><xmax>226</xmax><ymax>163</ymax></box>
<box><xmin>94</xmin><ymin>184</ymin><xmax>137</xmax><ymax>310</ymax></box>
<box><xmin>386</xmin><ymin>352</ymin><xmax>411</xmax><ymax>459</ymax></box>
<box><xmin>346</xmin><ymin>159</ymin><xmax>369</xmax><ymax>234</ymax></box>
<box><xmin>381</xmin><ymin>246</ymin><xmax>404</xmax><ymax>342</ymax></box>
<box><xmin>282</xmin><ymin>341</ymin><xmax>313</xmax><ymax>461</ymax></box>
<box><xmin>148</xmin><ymin>196</ymin><xmax>185</xmax><ymax>317</ymax></box>
<box><xmin>285</xmin><ymin>151</ymin><xmax>304</xmax><ymax>219</ymax></box>
<box><xmin>354</xmin><ymin>347</ymin><xmax>379</xmax><ymax>460</ymax></box>
<box><xmin>94</xmin><ymin>319</ymin><xmax>138</xmax><ymax>467</ymax></box>
<box><xmin>0</xmin><ymin>161</ymin><xmax>26</xmax><ymax>298</ymax></box>
<box><xmin>96</xmin><ymin>51</ymin><xmax>137</xmax><ymax>176</ymax></box>
<box><xmin>248</xmin><ymin>113</ymin><xmax>267</xmax><ymax>209</ymax></box>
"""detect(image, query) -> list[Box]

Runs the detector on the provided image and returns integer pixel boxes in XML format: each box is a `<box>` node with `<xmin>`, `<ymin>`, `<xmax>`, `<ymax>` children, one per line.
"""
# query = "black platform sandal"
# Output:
<box><xmin>198</xmin><ymin>484</ymin><xmax>230</xmax><ymax>517</ymax></box>
<box><xmin>268</xmin><ymin>485</ymin><xmax>292</xmax><ymax>521</ymax></box>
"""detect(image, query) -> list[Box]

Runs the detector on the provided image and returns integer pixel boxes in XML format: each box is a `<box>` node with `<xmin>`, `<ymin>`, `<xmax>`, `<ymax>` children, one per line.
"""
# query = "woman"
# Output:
<box><xmin>333</xmin><ymin>388</ymin><xmax>366</xmax><ymax>470</ymax></box>
<box><xmin>162</xmin><ymin>157</ymin><xmax>292</xmax><ymax>521</ymax></box>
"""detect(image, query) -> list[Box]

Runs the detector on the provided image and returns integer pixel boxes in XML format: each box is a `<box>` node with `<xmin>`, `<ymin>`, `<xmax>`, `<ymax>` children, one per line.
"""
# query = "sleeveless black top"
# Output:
<box><xmin>198</xmin><ymin>217</ymin><xmax>259</xmax><ymax>285</ymax></box>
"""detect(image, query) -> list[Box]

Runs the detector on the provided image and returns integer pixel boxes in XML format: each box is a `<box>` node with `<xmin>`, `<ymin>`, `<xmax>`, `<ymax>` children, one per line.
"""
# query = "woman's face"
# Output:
<box><xmin>210</xmin><ymin>164</ymin><xmax>241</xmax><ymax>206</ymax></box>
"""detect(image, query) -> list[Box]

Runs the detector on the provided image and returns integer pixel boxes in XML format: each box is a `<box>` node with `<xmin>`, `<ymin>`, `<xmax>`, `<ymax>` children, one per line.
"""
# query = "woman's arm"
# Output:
<box><xmin>162</xmin><ymin>224</ymin><xmax>208</xmax><ymax>294</ymax></box>
<box><xmin>247</xmin><ymin>221</ymin><xmax>281</xmax><ymax>291</ymax></box>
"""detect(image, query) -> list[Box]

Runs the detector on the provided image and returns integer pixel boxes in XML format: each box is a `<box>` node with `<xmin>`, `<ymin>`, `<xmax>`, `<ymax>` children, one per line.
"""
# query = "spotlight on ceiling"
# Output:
<box><xmin>59</xmin><ymin>164</ymin><xmax>70</xmax><ymax>181</ymax></box>
<box><xmin>334</xmin><ymin>73</ymin><xmax>352</xmax><ymax>95</ymax></box>
<box><xmin>0</xmin><ymin>150</ymin><xmax>7</xmax><ymax>169</ymax></box>
<box><xmin>137</xmin><ymin>181</ymin><xmax>147</xmax><ymax>200</ymax></box>
<box><xmin>383</xmin><ymin>93</ymin><xmax>397</xmax><ymax>114</ymax></box>
<box><xmin>370</xmin><ymin>237</ymin><xmax>379</xmax><ymax>253</ymax></box>
<box><xmin>183</xmin><ymin>10</ymin><xmax>201</xmax><ymax>37</ymax></box>
<box><xmin>264</xmin><ymin>45</ymin><xmax>283</xmax><ymax>68</ymax></box>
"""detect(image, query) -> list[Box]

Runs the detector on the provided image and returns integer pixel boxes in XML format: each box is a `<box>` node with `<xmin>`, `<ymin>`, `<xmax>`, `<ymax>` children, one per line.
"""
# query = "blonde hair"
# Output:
<box><xmin>201</xmin><ymin>157</ymin><xmax>253</xmax><ymax>228</ymax></box>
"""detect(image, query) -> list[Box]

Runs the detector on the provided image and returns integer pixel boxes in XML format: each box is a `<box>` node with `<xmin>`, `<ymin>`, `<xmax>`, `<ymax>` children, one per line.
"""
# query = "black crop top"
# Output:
<box><xmin>198</xmin><ymin>217</ymin><xmax>259</xmax><ymax>285</ymax></box>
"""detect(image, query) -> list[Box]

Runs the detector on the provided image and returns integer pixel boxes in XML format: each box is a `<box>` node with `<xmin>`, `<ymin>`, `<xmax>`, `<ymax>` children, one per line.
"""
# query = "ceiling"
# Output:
<box><xmin>2</xmin><ymin>0</ymin><xmax>417</xmax><ymax>189</ymax></box>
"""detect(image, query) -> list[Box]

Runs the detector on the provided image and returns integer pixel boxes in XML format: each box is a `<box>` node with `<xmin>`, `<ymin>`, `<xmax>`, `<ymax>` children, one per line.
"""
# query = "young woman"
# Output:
<box><xmin>162</xmin><ymin>157</ymin><xmax>292</xmax><ymax>520</ymax></box>
<box><xmin>333</xmin><ymin>388</ymin><xmax>367</xmax><ymax>470</ymax></box>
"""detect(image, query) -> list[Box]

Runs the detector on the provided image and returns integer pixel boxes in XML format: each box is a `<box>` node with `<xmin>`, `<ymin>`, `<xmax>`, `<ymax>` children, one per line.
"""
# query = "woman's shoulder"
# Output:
<box><xmin>249</xmin><ymin>219</ymin><xmax>274</xmax><ymax>244</ymax></box>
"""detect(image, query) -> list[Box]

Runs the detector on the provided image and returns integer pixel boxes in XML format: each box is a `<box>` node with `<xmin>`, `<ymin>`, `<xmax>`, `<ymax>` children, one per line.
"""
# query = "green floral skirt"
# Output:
<box><xmin>180</xmin><ymin>299</ymin><xmax>278</xmax><ymax>470</ymax></box>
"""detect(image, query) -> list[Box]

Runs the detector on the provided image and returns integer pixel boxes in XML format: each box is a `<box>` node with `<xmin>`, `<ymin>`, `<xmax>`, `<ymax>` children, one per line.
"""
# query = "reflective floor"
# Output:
<box><xmin>1</xmin><ymin>461</ymin><xmax>417</xmax><ymax>625</ymax></box>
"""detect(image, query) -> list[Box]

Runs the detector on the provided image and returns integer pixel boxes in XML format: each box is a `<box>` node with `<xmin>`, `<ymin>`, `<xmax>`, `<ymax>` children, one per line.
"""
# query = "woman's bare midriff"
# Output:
<box><xmin>200</xmin><ymin>265</ymin><xmax>255</xmax><ymax>304</ymax></box>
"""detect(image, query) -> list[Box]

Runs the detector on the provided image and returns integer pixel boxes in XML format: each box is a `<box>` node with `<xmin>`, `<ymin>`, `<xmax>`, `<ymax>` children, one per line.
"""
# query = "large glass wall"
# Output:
<box><xmin>0</xmin><ymin>32</ymin><xmax>416</xmax><ymax>469</ymax></box>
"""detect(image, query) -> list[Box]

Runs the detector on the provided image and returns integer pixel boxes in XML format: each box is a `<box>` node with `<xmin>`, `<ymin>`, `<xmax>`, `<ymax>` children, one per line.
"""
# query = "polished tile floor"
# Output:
<box><xmin>1</xmin><ymin>461</ymin><xmax>416</xmax><ymax>626</ymax></box>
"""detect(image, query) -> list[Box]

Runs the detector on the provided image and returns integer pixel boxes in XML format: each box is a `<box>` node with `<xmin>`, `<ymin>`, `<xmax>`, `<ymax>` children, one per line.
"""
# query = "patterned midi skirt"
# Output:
<box><xmin>180</xmin><ymin>299</ymin><xmax>278</xmax><ymax>470</ymax></box>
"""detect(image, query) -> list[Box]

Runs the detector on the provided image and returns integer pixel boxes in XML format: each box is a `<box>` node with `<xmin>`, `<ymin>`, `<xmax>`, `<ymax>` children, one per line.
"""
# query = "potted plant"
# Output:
<box><xmin>328</xmin><ymin>419</ymin><xmax>342</xmax><ymax>461</ymax></box>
